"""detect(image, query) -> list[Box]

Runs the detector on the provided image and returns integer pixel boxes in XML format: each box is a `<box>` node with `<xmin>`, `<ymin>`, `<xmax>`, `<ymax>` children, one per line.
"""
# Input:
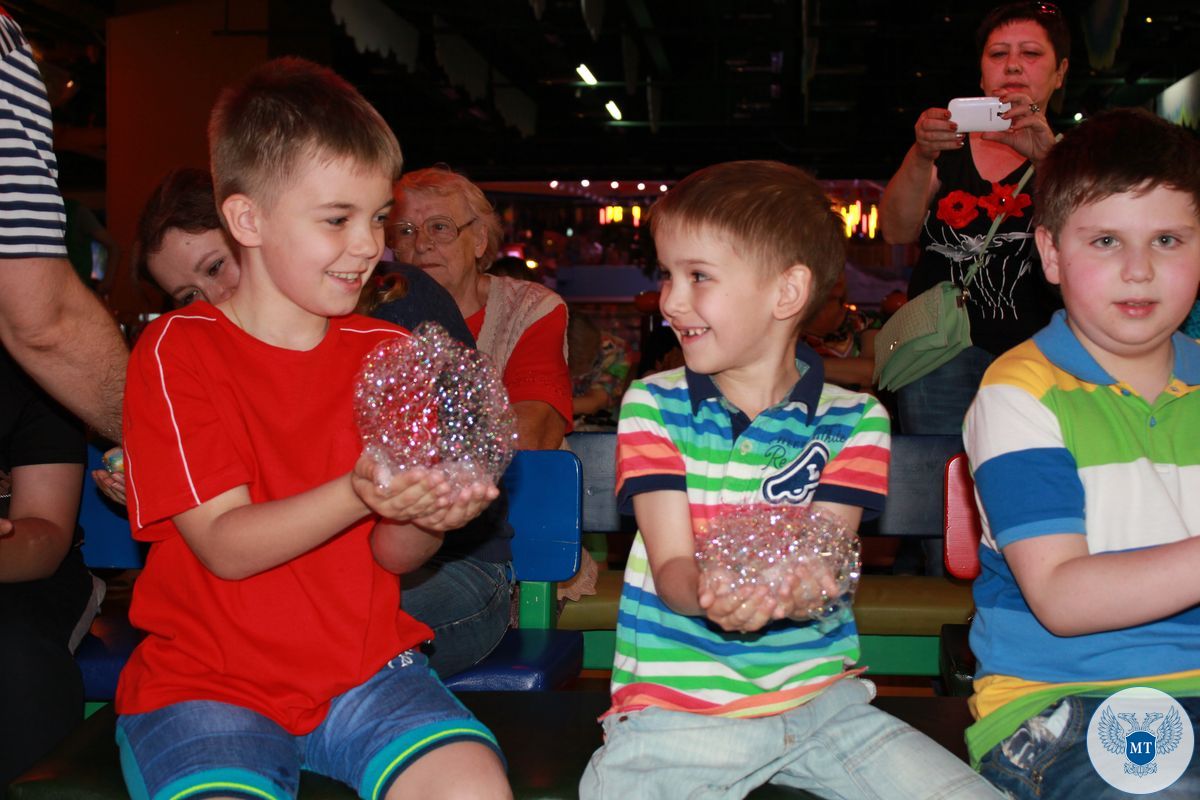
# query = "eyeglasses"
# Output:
<box><xmin>386</xmin><ymin>216</ymin><xmax>478</xmax><ymax>249</ymax></box>
<box><xmin>1030</xmin><ymin>1</ymin><xmax>1060</xmax><ymax>16</ymax></box>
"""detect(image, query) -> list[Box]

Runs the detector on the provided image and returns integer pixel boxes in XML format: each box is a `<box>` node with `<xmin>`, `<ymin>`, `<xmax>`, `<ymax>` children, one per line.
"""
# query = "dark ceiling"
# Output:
<box><xmin>14</xmin><ymin>0</ymin><xmax>1200</xmax><ymax>185</ymax></box>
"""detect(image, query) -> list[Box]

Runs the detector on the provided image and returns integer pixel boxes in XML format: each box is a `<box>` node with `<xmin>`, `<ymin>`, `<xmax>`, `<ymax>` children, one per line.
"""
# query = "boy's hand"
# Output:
<box><xmin>351</xmin><ymin>455</ymin><xmax>451</xmax><ymax>521</ymax></box>
<box><xmin>411</xmin><ymin>480</ymin><xmax>499</xmax><ymax>532</ymax></box>
<box><xmin>91</xmin><ymin>467</ymin><xmax>126</xmax><ymax>505</ymax></box>
<box><xmin>698</xmin><ymin>567</ymin><xmax>779</xmax><ymax>633</ymax></box>
<box><xmin>776</xmin><ymin>561</ymin><xmax>841</xmax><ymax>621</ymax></box>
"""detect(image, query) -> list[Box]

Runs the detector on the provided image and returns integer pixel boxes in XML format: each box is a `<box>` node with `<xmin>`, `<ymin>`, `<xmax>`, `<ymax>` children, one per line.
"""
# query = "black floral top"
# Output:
<box><xmin>907</xmin><ymin>143</ymin><xmax>1061</xmax><ymax>356</ymax></box>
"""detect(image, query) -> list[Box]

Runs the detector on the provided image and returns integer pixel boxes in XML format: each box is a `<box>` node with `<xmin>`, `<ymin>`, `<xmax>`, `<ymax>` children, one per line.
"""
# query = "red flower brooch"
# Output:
<box><xmin>978</xmin><ymin>182</ymin><xmax>1032</xmax><ymax>220</ymax></box>
<box><xmin>936</xmin><ymin>190</ymin><xmax>979</xmax><ymax>229</ymax></box>
<box><xmin>936</xmin><ymin>183</ymin><xmax>1031</xmax><ymax>229</ymax></box>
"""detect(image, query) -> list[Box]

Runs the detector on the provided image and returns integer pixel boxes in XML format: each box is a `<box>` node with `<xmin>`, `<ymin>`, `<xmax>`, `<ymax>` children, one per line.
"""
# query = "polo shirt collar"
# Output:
<box><xmin>1034</xmin><ymin>308</ymin><xmax>1200</xmax><ymax>387</ymax></box>
<box><xmin>685</xmin><ymin>339</ymin><xmax>826</xmax><ymax>424</ymax></box>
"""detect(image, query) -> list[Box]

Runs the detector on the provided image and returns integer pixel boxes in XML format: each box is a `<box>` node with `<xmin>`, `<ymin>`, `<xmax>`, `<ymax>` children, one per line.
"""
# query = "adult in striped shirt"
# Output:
<box><xmin>580</xmin><ymin>161</ymin><xmax>1000</xmax><ymax>800</ymax></box>
<box><xmin>0</xmin><ymin>9</ymin><xmax>126</xmax><ymax>441</ymax></box>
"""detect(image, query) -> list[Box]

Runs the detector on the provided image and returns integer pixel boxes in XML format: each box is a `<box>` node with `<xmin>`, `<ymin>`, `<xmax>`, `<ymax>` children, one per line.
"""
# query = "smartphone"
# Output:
<box><xmin>948</xmin><ymin>97</ymin><xmax>1011</xmax><ymax>132</ymax></box>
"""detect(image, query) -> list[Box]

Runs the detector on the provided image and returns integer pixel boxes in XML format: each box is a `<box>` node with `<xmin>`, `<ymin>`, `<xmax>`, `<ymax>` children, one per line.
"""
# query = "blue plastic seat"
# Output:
<box><xmin>75</xmin><ymin>446</ymin><xmax>584</xmax><ymax>699</ymax></box>
<box><xmin>443</xmin><ymin>449</ymin><xmax>584</xmax><ymax>691</ymax></box>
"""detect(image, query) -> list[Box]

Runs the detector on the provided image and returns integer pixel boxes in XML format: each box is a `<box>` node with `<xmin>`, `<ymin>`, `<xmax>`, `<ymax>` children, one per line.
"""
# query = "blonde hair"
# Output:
<box><xmin>648</xmin><ymin>160</ymin><xmax>844</xmax><ymax>323</ymax></box>
<box><xmin>394</xmin><ymin>165</ymin><xmax>502</xmax><ymax>272</ymax></box>
<box><xmin>209</xmin><ymin>57</ymin><xmax>402</xmax><ymax>210</ymax></box>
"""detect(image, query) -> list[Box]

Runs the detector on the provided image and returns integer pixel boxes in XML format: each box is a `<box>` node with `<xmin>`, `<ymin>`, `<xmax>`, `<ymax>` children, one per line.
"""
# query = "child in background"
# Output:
<box><xmin>114</xmin><ymin>58</ymin><xmax>509</xmax><ymax>799</ymax></box>
<box><xmin>568</xmin><ymin>311</ymin><xmax>630</xmax><ymax>422</ymax></box>
<box><xmin>965</xmin><ymin>108</ymin><xmax>1200</xmax><ymax>797</ymax></box>
<box><xmin>580</xmin><ymin>160</ymin><xmax>1000</xmax><ymax>799</ymax></box>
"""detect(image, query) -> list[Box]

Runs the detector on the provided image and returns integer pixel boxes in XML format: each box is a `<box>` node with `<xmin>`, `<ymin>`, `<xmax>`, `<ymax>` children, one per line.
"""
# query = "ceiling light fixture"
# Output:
<box><xmin>605</xmin><ymin>101</ymin><xmax>623</xmax><ymax>120</ymax></box>
<box><xmin>576</xmin><ymin>64</ymin><xmax>598</xmax><ymax>85</ymax></box>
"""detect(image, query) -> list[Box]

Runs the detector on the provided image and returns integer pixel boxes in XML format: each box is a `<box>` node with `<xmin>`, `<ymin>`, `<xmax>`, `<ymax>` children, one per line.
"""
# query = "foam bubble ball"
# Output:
<box><xmin>695</xmin><ymin>504</ymin><xmax>861</xmax><ymax>626</ymax></box>
<box><xmin>354</xmin><ymin>321</ymin><xmax>517</xmax><ymax>493</ymax></box>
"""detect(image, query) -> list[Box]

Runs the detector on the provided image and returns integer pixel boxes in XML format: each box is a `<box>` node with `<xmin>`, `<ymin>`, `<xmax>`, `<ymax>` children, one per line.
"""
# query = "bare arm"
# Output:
<box><xmin>514</xmin><ymin>399</ymin><xmax>567</xmax><ymax>450</ymax></box>
<box><xmin>572</xmin><ymin>386</ymin><xmax>611</xmax><ymax>416</ymax></box>
<box><xmin>632</xmin><ymin>490</ymin><xmax>706</xmax><ymax>616</ymax></box>
<box><xmin>172</xmin><ymin>474</ymin><xmax>372</xmax><ymax>581</ymax></box>
<box><xmin>0</xmin><ymin>462</ymin><xmax>84</xmax><ymax>582</ymax></box>
<box><xmin>1004</xmin><ymin>534</ymin><xmax>1200</xmax><ymax>637</ymax></box>
<box><xmin>880</xmin><ymin>106</ymin><xmax>965</xmax><ymax>245</ymax></box>
<box><xmin>0</xmin><ymin>259</ymin><xmax>127</xmax><ymax>440</ymax></box>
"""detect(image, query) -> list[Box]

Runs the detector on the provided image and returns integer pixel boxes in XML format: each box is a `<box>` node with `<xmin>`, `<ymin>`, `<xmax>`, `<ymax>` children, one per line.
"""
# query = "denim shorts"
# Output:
<box><xmin>580</xmin><ymin>677</ymin><xmax>1003</xmax><ymax>799</ymax></box>
<box><xmin>115</xmin><ymin>651</ymin><xmax>502</xmax><ymax>800</ymax></box>
<box><xmin>980</xmin><ymin>695</ymin><xmax>1200</xmax><ymax>800</ymax></box>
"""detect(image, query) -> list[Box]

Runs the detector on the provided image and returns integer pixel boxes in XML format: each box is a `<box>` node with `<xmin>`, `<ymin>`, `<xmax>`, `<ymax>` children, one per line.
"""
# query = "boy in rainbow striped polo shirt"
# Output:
<box><xmin>579</xmin><ymin>161</ymin><xmax>1001</xmax><ymax>799</ymax></box>
<box><xmin>965</xmin><ymin>109</ymin><xmax>1200</xmax><ymax>798</ymax></box>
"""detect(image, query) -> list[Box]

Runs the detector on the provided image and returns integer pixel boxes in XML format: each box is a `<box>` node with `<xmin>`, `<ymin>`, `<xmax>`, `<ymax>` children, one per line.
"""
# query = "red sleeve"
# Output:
<box><xmin>123</xmin><ymin>317</ymin><xmax>250</xmax><ymax>538</ymax></box>
<box><xmin>503</xmin><ymin>304</ymin><xmax>573</xmax><ymax>428</ymax></box>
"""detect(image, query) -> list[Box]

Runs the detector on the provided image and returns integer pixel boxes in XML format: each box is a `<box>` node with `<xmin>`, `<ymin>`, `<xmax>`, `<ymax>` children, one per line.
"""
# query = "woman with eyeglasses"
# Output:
<box><xmin>880</xmin><ymin>1</ymin><xmax>1070</xmax><ymax>436</ymax></box>
<box><xmin>390</xmin><ymin>166</ymin><xmax>572</xmax><ymax>451</ymax></box>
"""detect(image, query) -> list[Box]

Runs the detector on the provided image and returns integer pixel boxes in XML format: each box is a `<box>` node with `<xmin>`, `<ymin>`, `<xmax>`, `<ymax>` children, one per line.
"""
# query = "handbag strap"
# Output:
<box><xmin>960</xmin><ymin>159</ymin><xmax>1037</xmax><ymax>288</ymax></box>
<box><xmin>960</xmin><ymin>133</ymin><xmax>1063</xmax><ymax>287</ymax></box>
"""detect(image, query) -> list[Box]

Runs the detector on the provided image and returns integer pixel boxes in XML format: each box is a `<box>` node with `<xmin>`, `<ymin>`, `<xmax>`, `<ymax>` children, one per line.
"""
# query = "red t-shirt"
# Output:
<box><xmin>466</xmin><ymin>302</ymin><xmax>573</xmax><ymax>428</ymax></box>
<box><xmin>117</xmin><ymin>304</ymin><xmax>432</xmax><ymax>734</ymax></box>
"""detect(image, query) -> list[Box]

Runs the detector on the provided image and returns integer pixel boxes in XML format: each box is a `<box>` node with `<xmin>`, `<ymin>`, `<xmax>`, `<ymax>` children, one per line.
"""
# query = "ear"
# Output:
<box><xmin>774</xmin><ymin>263</ymin><xmax>813</xmax><ymax>321</ymax></box>
<box><xmin>1054</xmin><ymin>57</ymin><xmax>1068</xmax><ymax>90</ymax></box>
<box><xmin>472</xmin><ymin>224</ymin><xmax>488</xmax><ymax>260</ymax></box>
<box><xmin>221</xmin><ymin>193</ymin><xmax>263</xmax><ymax>248</ymax></box>
<box><xmin>1035</xmin><ymin>225</ymin><xmax>1062</xmax><ymax>285</ymax></box>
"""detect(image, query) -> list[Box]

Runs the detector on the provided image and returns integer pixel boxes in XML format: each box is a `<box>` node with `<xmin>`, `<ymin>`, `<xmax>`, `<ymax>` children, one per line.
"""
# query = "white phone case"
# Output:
<box><xmin>948</xmin><ymin>97</ymin><xmax>1012</xmax><ymax>132</ymax></box>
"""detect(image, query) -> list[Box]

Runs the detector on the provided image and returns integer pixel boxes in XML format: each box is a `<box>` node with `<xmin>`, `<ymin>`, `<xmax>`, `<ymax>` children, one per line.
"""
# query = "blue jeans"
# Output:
<box><xmin>580</xmin><ymin>678</ymin><xmax>1003</xmax><ymax>799</ymax></box>
<box><xmin>980</xmin><ymin>696</ymin><xmax>1200</xmax><ymax>799</ymax></box>
<box><xmin>401</xmin><ymin>555</ymin><xmax>512</xmax><ymax>678</ymax></box>
<box><xmin>115</xmin><ymin>651</ymin><xmax>501</xmax><ymax>800</ymax></box>
<box><xmin>896</xmin><ymin>346</ymin><xmax>995</xmax><ymax>435</ymax></box>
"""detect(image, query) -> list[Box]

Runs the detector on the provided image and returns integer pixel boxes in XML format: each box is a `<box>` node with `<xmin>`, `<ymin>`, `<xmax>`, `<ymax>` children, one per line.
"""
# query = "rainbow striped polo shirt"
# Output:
<box><xmin>610</xmin><ymin>343</ymin><xmax>890</xmax><ymax>718</ymax></box>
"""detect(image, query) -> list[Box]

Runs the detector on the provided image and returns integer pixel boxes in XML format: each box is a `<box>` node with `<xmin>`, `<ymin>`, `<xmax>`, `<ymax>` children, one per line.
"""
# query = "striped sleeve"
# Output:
<box><xmin>964</xmin><ymin>371</ymin><xmax>1086</xmax><ymax>548</ymax></box>
<box><xmin>813</xmin><ymin>395</ymin><xmax>890</xmax><ymax>513</ymax></box>
<box><xmin>0</xmin><ymin>12</ymin><xmax>66</xmax><ymax>259</ymax></box>
<box><xmin>615</xmin><ymin>378</ymin><xmax>687</xmax><ymax>511</ymax></box>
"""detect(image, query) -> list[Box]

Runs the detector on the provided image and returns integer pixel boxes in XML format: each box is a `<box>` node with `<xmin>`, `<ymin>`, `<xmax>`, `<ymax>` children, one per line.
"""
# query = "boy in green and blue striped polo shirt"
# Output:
<box><xmin>579</xmin><ymin>161</ymin><xmax>1001</xmax><ymax>799</ymax></box>
<box><xmin>965</xmin><ymin>109</ymin><xmax>1200</xmax><ymax>797</ymax></box>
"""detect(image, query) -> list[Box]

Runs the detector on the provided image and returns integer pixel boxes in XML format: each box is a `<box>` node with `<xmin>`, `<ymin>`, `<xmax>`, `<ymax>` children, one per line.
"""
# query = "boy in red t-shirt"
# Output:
<box><xmin>115</xmin><ymin>58</ymin><xmax>511</xmax><ymax>800</ymax></box>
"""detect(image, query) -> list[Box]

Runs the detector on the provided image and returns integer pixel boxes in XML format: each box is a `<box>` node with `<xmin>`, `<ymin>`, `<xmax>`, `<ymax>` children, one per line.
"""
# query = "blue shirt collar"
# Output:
<box><xmin>685</xmin><ymin>339</ymin><xmax>826</xmax><ymax>424</ymax></box>
<box><xmin>1034</xmin><ymin>309</ymin><xmax>1200</xmax><ymax>387</ymax></box>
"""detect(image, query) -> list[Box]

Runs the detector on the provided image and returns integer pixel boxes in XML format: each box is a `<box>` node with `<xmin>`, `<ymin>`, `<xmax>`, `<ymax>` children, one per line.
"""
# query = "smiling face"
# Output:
<box><xmin>980</xmin><ymin>19</ymin><xmax>1066</xmax><ymax>107</ymax></box>
<box><xmin>1037</xmin><ymin>185</ymin><xmax>1200</xmax><ymax>387</ymax></box>
<box><xmin>147</xmin><ymin>227</ymin><xmax>241</xmax><ymax>306</ymax></box>
<box><xmin>390</xmin><ymin>189</ymin><xmax>486</xmax><ymax>302</ymax></box>
<box><xmin>655</xmin><ymin>221</ymin><xmax>797</xmax><ymax>379</ymax></box>
<box><xmin>245</xmin><ymin>154</ymin><xmax>393</xmax><ymax>324</ymax></box>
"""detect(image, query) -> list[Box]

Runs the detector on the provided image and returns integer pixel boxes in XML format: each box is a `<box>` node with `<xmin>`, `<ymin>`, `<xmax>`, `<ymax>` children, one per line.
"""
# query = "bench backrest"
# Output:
<box><xmin>567</xmin><ymin>430</ymin><xmax>964</xmax><ymax>539</ymax></box>
<box><xmin>78</xmin><ymin>444</ymin><xmax>583</xmax><ymax>583</ymax></box>
<box><xmin>943</xmin><ymin>452</ymin><xmax>983</xmax><ymax>579</ymax></box>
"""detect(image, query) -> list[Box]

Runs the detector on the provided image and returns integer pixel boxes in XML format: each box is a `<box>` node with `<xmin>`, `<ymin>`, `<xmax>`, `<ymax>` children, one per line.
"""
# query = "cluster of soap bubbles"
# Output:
<box><xmin>354</xmin><ymin>322</ymin><xmax>517</xmax><ymax>492</ymax></box>
<box><xmin>695</xmin><ymin>504</ymin><xmax>861</xmax><ymax>626</ymax></box>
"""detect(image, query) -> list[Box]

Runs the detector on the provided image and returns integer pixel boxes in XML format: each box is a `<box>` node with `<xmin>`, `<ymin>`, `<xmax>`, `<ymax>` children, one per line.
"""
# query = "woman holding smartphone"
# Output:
<box><xmin>879</xmin><ymin>1</ymin><xmax>1069</xmax><ymax>435</ymax></box>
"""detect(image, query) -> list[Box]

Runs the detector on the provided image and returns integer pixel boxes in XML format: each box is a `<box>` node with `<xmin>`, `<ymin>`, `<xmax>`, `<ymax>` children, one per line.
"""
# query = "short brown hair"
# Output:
<box><xmin>208</xmin><ymin>57</ymin><xmax>402</xmax><ymax>210</ymax></box>
<box><xmin>647</xmin><ymin>160</ymin><xmax>845</xmax><ymax>323</ymax></box>
<box><xmin>394</xmin><ymin>165</ymin><xmax>502</xmax><ymax>272</ymax></box>
<box><xmin>977</xmin><ymin>2</ymin><xmax>1071</xmax><ymax>62</ymax></box>
<box><xmin>134</xmin><ymin>167</ymin><xmax>224</xmax><ymax>285</ymax></box>
<box><xmin>1036</xmin><ymin>108</ymin><xmax>1200</xmax><ymax>238</ymax></box>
